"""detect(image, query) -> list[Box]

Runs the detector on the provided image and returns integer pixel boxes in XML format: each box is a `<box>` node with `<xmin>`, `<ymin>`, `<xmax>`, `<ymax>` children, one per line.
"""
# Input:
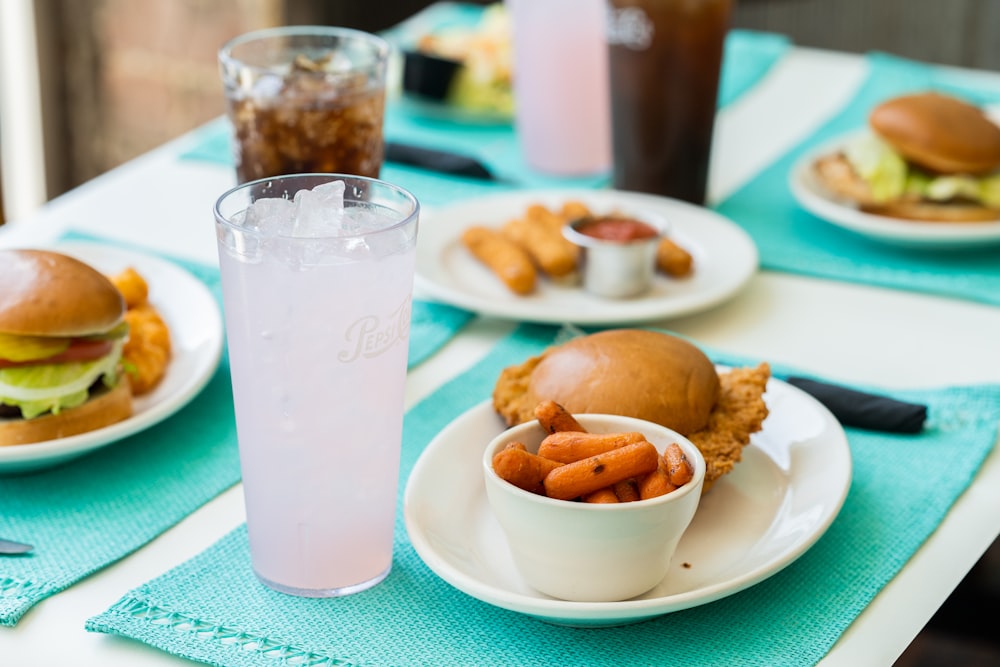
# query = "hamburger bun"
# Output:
<box><xmin>862</xmin><ymin>199</ymin><xmax>1000</xmax><ymax>222</ymax></box>
<box><xmin>870</xmin><ymin>92</ymin><xmax>1000</xmax><ymax>174</ymax></box>
<box><xmin>0</xmin><ymin>249</ymin><xmax>126</xmax><ymax>337</ymax></box>
<box><xmin>0</xmin><ymin>379</ymin><xmax>132</xmax><ymax>446</ymax></box>
<box><xmin>494</xmin><ymin>329</ymin><xmax>720</xmax><ymax>436</ymax></box>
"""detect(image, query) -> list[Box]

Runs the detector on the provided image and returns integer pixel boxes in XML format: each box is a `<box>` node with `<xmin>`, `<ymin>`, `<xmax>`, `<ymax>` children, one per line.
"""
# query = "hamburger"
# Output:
<box><xmin>813</xmin><ymin>91</ymin><xmax>1000</xmax><ymax>222</ymax></box>
<box><xmin>493</xmin><ymin>329</ymin><xmax>770</xmax><ymax>491</ymax></box>
<box><xmin>0</xmin><ymin>249</ymin><xmax>132</xmax><ymax>446</ymax></box>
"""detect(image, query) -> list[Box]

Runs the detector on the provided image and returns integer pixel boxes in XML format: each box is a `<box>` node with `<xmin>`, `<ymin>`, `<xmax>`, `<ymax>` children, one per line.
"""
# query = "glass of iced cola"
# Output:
<box><xmin>219</xmin><ymin>26</ymin><xmax>390</xmax><ymax>183</ymax></box>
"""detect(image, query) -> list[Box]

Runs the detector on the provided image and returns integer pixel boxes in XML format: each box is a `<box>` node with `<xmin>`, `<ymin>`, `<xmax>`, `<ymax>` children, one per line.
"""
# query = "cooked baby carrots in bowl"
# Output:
<box><xmin>482</xmin><ymin>402</ymin><xmax>705</xmax><ymax>602</ymax></box>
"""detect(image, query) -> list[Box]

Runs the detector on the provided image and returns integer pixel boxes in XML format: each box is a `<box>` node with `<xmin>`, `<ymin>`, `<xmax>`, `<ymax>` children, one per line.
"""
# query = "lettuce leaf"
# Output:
<box><xmin>845</xmin><ymin>134</ymin><xmax>1000</xmax><ymax>207</ymax></box>
<box><xmin>0</xmin><ymin>340</ymin><xmax>123</xmax><ymax>419</ymax></box>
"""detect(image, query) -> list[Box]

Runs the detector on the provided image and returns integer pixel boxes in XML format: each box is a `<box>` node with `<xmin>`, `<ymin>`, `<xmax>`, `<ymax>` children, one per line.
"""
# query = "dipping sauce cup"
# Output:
<box><xmin>563</xmin><ymin>214</ymin><xmax>664</xmax><ymax>298</ymax></box>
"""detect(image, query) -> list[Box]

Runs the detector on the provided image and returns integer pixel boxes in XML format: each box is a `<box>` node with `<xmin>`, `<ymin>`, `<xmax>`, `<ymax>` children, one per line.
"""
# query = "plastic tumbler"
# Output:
<box><xmin>219</xmin><ymin>27</ymin><xmax>390</xmax><ymax>183</ymax></box>
<box><xmin>607</xmin><ymin>0</ymin><xmax>733</xmax><ymax>204</ymax></box>
<box><xmin>214</xmin><ymin>174</ymin><xmax>419</xmax><ymax>597</ymax></box>
<box><xmin>507</xmin><ymin>0</ymin><xmax>611</xmax><ymax>175</ymax></box>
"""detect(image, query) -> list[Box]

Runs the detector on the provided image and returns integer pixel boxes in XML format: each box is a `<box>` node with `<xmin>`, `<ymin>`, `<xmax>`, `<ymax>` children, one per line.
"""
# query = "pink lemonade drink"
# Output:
<box><xmin>507</xmin><ymin>0</ymin><xmax>611</xmax><ymax>175</ymax></box>
<box><xmin>214</xmin><ymin>174</ymin><xmax>418</xmax><ymax>597</ymax></box>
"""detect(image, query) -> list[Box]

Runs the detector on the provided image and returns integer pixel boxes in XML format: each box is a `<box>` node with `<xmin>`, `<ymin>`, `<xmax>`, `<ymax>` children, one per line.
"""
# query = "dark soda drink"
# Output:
<box><xmin>220</xmin><ymin>27</ymin><xmax>388</xmax><ymax>184</ymax></box>
<box><xmin>607</xmin><ymin>0</ymin><xmax>733</xmax><ymax>205</ymax></box>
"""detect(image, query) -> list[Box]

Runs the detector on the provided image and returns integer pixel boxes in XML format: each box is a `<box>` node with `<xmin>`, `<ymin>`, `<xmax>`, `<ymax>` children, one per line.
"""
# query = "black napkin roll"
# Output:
<box><xmin>384</xmin><ymin>141</ymin><xmax>495</xmax><ymax>181</ymax></box>
<box><xmin>786</xmin><ymin>376</ymin><xmax>928</xmax><ymax>434</ymax></box>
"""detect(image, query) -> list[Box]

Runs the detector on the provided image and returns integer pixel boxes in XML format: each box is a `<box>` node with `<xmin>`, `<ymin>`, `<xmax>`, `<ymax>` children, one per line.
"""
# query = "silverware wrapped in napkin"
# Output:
<box><xmin>384</xmin><ymin>141</ymin><xmax>496</xmax><ymax>181</ymax></box>
<box><xmin>0</xmin><ymin>537</ymin><xmax>33</xmax><ymax>555</ymax></box>
<box><xmin>786</xmin><ymin>376</ymin><xmax>928</xmax><ymax>434</ymax></box>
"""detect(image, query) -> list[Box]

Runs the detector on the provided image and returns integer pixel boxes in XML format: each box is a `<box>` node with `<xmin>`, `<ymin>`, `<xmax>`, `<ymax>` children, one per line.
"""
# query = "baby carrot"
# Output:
<box><xmin>664</xmin><ymin>443</ymin><xmax>694</xmax><ymax>487</ymax></box>
<box><xmin>613</xmin><ymin>479</ymin><xmax>640</xmax><ymax>502</ymax></box>
<box><xmin>533</xmin><ymin>400</ymin><xmax>586</xmax><ymax>434</ymax></box>
<box><xmin>543</xmin><ymin>441</ymin><xmax>659</xmax><ymax>500</ymax></box>
<box><xmin>636</xmin><ymin>458</ymin><xmax>678</xmax><ymax>500</ymax></box>
<box><xmin>492</xmin><ymin>444</ymin><xmax>563</xmax><ymax>495</ymax></box>
<box><xmin>582</xmin><ymin>487</ymin><xmax>620</xmax><ymax>504</ymax></box>
<box><xmin>537</xmin><ymin>431</ymin><xmax>646</xmax><ymax>463</ymax></box>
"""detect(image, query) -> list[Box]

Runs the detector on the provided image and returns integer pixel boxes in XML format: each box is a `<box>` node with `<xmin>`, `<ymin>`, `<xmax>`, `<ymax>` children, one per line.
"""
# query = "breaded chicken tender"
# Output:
<box><xmin>688</xmin><ymin>362</ymin><xmax>770</xmax><ymax>492</ymax></box>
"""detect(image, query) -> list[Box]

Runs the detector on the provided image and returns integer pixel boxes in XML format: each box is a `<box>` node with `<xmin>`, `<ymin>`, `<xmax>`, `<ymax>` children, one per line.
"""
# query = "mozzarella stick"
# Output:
<box><xmin>543</xmin><ymin>441</ymin><xmax>659</xmax><ymax>500</ymax></box>
<box><xmin>656</xmin><ymin>237</ymin><xmax>694</xmax><ymax>278</ymax></box>
<box><xmin>501</xmin><ymin>216</ymin><xmax>579</xmax><ymax>278</ymax></box>
<box><xmin>461</xmin><ymin>226</ymin><xmax>537</xmax><ymax>295</ymax></box>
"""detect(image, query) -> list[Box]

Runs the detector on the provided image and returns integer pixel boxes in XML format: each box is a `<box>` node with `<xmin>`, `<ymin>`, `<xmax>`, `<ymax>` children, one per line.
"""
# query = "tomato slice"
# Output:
<box><xmin>0</xmin><ymin>339</ymin><xmax>113</xmax><ymax>369</ymax></box>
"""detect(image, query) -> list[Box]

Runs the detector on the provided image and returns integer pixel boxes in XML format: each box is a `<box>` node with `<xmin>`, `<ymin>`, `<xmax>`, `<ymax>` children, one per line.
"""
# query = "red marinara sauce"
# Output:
<box><xmin>575</xmin><ymin>216</ymin><xmax>659</xmax><ymax>242</ymax></box>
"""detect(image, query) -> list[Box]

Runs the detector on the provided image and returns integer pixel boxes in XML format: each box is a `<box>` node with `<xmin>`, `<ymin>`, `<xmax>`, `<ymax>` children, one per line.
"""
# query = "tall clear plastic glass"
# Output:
<box><xmin>214</xmin><ymin>174</ymin><xmax>419</xmax><ymax>597</ymax></box>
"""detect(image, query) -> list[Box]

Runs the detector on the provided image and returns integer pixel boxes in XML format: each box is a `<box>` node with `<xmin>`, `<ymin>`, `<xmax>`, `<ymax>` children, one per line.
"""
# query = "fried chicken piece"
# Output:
<box><xmin>109</xmin><ymin>267</ymin><xmax>173</xmax><ymax>396</ymax></box>
<box><xmin>689</xmin><ymin>362</ymin><xmax>771</xmax><ymax>492</ymax></box>
<box><xmin>109</xmin><ymin>266</ymin><xmax>149</xmax><ymax>309</ymax></box>
<box><xmin>122</xmin><ymin>304</ymin><xmax>172</xmax><ymax>395</ymax></box>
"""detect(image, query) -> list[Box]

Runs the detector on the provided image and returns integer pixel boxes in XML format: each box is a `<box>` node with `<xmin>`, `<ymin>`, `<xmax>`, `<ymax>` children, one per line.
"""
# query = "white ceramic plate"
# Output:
<box><xmin>0</xmin><ymin>242</ymin><xmax>224</xmax><ymax>474</ymax></box>
<box><xmin>404</xmin><ymin>376</ymin><xmax>851</xmax><ymax>626</ymax></box>
<box><xmin>416</xmin><ymin>190</ymin><xmax>758</xmax><ymax>325</ymax></box>
<box><xmin>789</xmin><ymin>131</ymin><xmax>1000</xmax><ymax>248</ymax></box>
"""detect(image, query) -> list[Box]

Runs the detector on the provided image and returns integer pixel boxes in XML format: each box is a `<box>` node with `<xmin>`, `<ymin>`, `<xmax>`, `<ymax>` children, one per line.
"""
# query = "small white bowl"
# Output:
<box><xmin>482</xmin><ymin>414</ymin><xmax>704</xmax><ymax>602</ymax></box>
<box><xmin>562</xmin><ymin>214</ymin><xmax>667</xmax><ymax>299</ymax></box>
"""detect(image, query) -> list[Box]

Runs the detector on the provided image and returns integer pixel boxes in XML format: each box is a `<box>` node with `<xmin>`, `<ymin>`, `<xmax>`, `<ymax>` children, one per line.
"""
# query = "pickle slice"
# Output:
<box><xmin>0</xmin><ymin>332</ymin><xmax>72</xmax><ymax>362</ymax></box>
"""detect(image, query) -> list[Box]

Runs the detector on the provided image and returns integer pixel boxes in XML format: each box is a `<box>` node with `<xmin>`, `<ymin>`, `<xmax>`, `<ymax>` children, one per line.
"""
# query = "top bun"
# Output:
<box><xmin>0</xmin><ymin>249</ymin><xmax>125</xmax><ymax>337</ymax></box>
<box><xmin>494</xmin><ymin>329</ymin><xmax>720</xmax><ymax>435</ymax></box>
<box><xmin>869</xmin><ymin>92</ymin><xmax>1000</xmax><ymax>174</ymax></box>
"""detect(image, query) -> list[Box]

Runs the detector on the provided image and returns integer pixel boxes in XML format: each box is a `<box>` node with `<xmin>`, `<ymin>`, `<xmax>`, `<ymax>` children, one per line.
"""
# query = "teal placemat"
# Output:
<box><xmin>0</xmin><ymin>233</ymin><xmax>472</xmax><ymax>627</ymax></box>
<box><xmin>714</xmin><ymin>52</ymin><xmax>1000</xmax><ymax>307</ymax></box>
<box><xmin>87</xmin><ymin>324</ymin><xmax>1000</xmax><ymax>667</ymax></box>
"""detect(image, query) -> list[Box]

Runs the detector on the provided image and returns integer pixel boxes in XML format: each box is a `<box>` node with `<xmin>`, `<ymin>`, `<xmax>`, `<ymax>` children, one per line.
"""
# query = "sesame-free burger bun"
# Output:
<box><xmin>870</xmin><ymin>92</ymin><xmax>1000</xmax><ymax>174</ymax></box>
<box><xmin>493</xmin><ymin>329</ymin><xmax>720</xmax><ymax>436</ymax></box>
<box><xmin>0</xmin><ymin>249</ymin><xmax>125</xmax><ymax>337</ymax></box>
<box><xmin>0</xmin><ymin>379</ymin><xmax>132</xmax><ymax>446</ymax></box>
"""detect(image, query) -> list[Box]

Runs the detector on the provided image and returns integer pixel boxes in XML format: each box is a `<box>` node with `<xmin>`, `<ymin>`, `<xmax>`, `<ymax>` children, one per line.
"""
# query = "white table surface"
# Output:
<box><xmin>2</xmin><ymin>46</ymin><xmax>999</xmax><ymax>666</ymax></box>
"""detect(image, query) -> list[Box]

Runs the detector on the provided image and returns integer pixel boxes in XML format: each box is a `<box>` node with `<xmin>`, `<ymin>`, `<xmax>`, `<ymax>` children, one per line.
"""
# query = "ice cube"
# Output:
<box><xmin>292</xmin><ymin>180</ymin><xmax>346</xmax><ymax>237</ymax></box>
<box><xmin>248</xmin><ymin>72</ymin><xmax>285</xmax><ymax>100</ymax></box>
<box><xmin>243</xmin><ymin>196</ymin><xmax>296</xmax><ymax>235</ymax></box>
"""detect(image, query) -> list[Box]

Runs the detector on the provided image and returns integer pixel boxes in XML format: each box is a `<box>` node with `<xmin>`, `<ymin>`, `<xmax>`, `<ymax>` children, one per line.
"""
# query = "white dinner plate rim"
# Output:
<box><xmin>0</xmin><ymin>242</ymin><xmax>224</xmax><ymax>473</ymax></box>
<box><xmin>403</xmin><ymin>376</ymin><xmax>852</xmax><ymax>624</ymax></box>
<box><xmin>789</xmin><ymin>130</ymin><xmax>1000</xmax><ymax>248</ymax></box>
<box><xmin>415</xmin><ymin>189</ymin><xmax>759</xmax><ymax>325</ymax></box>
